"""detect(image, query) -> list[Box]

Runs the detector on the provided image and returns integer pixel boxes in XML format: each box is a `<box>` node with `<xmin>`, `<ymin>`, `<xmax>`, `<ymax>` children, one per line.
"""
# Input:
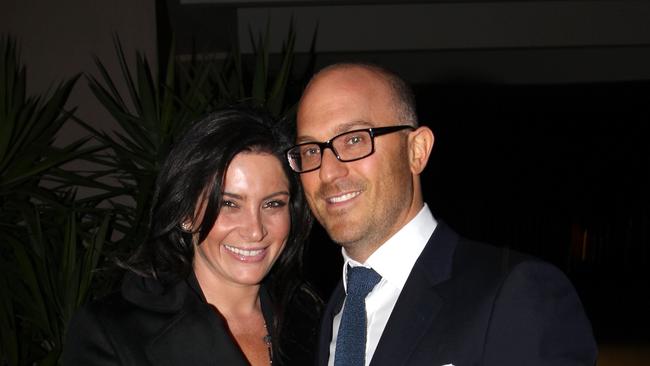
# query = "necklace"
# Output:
<box><xmin>263</xmin><ymin>322</ymin><xmax>273</xmax><ymax>365</ymax></box>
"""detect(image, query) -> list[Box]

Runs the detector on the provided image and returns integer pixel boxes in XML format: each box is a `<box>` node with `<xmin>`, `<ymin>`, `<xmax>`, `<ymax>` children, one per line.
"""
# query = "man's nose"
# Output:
<box><xmin>319</xmin><ymin>148</ymin><xmax>348</xmax><ymax>183</ymax></box>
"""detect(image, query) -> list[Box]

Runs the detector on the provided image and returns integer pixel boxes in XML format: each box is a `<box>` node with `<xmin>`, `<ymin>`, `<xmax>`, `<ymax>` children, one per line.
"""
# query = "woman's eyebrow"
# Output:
<box><xmin>222</xmin><ymin>191</ymin><xmax>290</xmax><ymax>201</ymax></box>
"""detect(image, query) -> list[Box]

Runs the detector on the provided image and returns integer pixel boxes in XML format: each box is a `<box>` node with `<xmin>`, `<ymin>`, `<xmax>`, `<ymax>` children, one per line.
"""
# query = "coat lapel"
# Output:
<box><xmin>369</xmin><ymin>223</ymin><xmax>458</xmax><ymax>366</ymax></box>
<box><xmin>122</xmin><ymin>272</ymin><xmax>250</xmax><ymax>366</ymax></box>
<box><xmin>145</xmin><ymin>298</ymin><xmax>249</xmax><ymax>366</ymax></box>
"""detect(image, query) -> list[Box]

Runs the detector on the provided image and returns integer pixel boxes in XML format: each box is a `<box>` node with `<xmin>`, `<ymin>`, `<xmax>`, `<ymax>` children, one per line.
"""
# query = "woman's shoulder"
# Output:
<box><xmin>66</xmin><ymin>274</ymin><xmax>164</xmax><ymax>337</ymax></box>
<box><xmin>78</xmin><ymin>289</ymin><xmax>132</xmax><ymax>323</ymax></box>
<box><xmin>63</xmin><ymin>272</ymin><xmax>200</xmax><ymax>365</ymax></box>
<box><xmin>62</xmin><ymin>290</ymin><xmax>136</xmax><ymax>365</ymax></box>
<box><xmin>68</xmin><ymin>271</ymin><xmax>196</xmax><ymax>341</ymax></box>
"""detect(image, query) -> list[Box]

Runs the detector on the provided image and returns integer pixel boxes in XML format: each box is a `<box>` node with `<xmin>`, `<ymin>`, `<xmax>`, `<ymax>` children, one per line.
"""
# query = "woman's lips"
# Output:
<box><xmin>223</xmin><ymin>244</ymin><xmax>267</xmax><ymax>262</ymax></box>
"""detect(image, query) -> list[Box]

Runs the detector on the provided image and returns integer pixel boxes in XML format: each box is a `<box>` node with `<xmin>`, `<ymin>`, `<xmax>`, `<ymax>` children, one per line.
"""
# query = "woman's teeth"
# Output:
<box><xmin>224</xmin><ymin>245</ymin><xmax>264</xmax><ymax>257</ymax></box>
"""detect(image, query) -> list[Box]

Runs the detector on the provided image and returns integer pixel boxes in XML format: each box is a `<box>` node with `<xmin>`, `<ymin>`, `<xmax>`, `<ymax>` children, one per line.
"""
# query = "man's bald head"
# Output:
<box><xmin>303</xmin><ymin>62</ymin><xmax>418</xmax><ymax>127</ymax></box>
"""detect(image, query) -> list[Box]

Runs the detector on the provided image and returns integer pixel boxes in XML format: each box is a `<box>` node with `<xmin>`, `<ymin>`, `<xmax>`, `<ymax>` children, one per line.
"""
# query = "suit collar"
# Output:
<box><xmin>342</xmin><ymin>205</ymin><xmax>437</xmax><ymax>293</ymax></box>
<box><xmin>413</xmin><ymin>221</ymin><xmax>458</xmax><ymax>287</ymax></box>
<box><xmin>370</xmin><ymin>222</ymin><xmax>458</xmax><ymax>366</ymax></box>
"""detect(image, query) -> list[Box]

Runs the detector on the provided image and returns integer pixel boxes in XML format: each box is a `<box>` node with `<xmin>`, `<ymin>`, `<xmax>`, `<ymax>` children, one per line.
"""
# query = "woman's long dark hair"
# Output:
<box><xmin>126</xmin><ymin>107</ymin><xmax>319</xmax><ymax>363</ymax></box>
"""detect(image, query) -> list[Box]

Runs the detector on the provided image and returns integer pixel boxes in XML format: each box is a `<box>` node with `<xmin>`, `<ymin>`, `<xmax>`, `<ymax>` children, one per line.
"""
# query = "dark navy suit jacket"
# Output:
<box><xmin>317</xmin><ymin>222</ymin><xmax>597</xmax><ymax>366</ymax></box>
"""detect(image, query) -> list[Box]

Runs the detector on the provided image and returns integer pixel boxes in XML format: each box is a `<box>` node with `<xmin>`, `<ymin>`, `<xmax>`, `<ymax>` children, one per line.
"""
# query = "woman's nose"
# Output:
<box><xmin>240</xmin><ymin>210</ymin><xmax>267</xmax><ymax>242</ymax></box>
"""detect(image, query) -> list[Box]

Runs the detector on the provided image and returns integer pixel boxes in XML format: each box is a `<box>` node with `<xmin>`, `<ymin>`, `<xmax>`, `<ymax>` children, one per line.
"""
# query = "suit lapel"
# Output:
<box><xmin>370</xmin><ymin>223</ymin><xmax>458</xmax><ymax>366</ymax></box>
<box><xmin>317</xmin><ymin>283</ymin><xmax>345</xmax><ymax>366</ymax></box>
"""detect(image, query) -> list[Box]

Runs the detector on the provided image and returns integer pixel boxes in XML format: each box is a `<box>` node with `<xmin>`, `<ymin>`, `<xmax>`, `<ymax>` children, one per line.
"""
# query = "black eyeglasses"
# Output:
<box><xmin>286</xmin><ymin>125</ymin><xmax>414</xmax><ymax>173</ymax></box>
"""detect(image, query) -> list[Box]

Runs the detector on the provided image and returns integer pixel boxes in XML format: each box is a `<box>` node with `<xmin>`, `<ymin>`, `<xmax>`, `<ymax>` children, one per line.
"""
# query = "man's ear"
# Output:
<box><xmin>408</xmin><ymin>126</ymin><xmax>434</xmax><ymax>175</ymax></box>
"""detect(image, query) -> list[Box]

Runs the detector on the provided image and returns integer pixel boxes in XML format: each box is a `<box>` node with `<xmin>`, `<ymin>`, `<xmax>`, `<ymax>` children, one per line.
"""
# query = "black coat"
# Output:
<box><xmin>317</xmin><ymin>222</ymin><xmax>597</xmax><ymax>366</ymax></box>
<box><xmin>63</xmin><ymin>272</ymin><xmax>271</xmax><ymax>365</ymax></box>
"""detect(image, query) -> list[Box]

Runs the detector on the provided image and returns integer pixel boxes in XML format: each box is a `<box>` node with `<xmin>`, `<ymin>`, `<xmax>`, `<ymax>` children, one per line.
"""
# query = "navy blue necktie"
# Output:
<box><xmin>334</xmin><ymin>266</ymin><xmax>382</xmax><ymax>366</ymax></box>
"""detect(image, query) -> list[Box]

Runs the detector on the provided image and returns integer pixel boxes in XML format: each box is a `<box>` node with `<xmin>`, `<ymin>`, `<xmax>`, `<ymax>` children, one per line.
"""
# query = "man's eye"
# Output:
<box><xmin>302</xmin><ymin>146</ymin><xmax>320</xmax><ymax>157</ymax></box>
<box><xmin>345</xmin><ymin>134</ymin><xmax>364</xmax><ymax>145</ymax></box>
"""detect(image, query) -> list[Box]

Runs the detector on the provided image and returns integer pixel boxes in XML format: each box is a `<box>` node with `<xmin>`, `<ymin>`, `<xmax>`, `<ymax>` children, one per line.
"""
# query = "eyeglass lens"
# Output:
<box><xmin>289</xmin><ymin>130</ymin><xmax>374</xmax><ymax>172</ymax></box>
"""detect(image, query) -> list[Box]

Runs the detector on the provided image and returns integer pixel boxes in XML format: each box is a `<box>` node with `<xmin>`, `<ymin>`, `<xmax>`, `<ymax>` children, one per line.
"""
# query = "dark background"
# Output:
<box><xmin>419</xmin><ymin>81</ymin><xmax>650</xmax><ymax>344</ymax></box>
<box><xmin>305</xmin><ymin>80</ymin><xmax>650</xmax><ymax>346</ymax></box>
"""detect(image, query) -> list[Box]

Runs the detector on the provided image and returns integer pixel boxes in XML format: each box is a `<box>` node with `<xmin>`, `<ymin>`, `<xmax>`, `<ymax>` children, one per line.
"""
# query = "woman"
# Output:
<box><xmin>64</xmin><ymin>108</ymin><xmax>321</xmax><ymax>365</ymax></box>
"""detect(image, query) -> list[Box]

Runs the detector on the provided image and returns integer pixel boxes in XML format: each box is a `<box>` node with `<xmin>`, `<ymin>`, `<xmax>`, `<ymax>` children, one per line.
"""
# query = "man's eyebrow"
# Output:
<box><xmin>295</xmin><ymin>135</ymin><xmax>316</xmax><ymax>144</ymax></box>
<box><xmin>297</xmin><ymin>120</ymin><xmax>375</xmax><ymax>143</ymax></box>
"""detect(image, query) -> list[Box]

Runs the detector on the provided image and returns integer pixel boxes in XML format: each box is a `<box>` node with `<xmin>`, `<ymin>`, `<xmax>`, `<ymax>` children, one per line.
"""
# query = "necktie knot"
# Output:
<box><xmin>346</xmin><ymin>266</ymin><xmax>382</xmax><ymax>298</ymax></box>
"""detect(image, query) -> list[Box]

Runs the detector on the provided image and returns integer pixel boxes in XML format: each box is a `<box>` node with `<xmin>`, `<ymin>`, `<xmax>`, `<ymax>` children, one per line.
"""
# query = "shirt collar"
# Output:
<box><xmin>341</xmin><ymin>204</ymin><xmax>437</xmax><ymax>292</ymax></box>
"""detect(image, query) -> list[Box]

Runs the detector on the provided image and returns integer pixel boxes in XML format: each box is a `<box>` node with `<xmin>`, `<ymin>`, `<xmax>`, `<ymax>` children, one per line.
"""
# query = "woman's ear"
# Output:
<box><xmin>408</xmin><ymin>126</ymin><xmax>434</xmax><ymax>175</ymax></box>
<box><xmin>180</xmin><ymin>220</ymin><xmax>193</xmax><ymax>232</ymax></box>
<box><xmin>180</xmin><ymin>218</ymin><xmax>201</xmax><ymax>246</ymax></box>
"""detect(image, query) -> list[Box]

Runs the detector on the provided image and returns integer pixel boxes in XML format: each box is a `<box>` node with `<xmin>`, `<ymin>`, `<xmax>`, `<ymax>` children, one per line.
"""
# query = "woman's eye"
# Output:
<box><xmin>264</xmin><ymin>200</ymin><xmax>287</xmax><ymax>209</ymax></box>
<box><xmin>221</xmin><ymin>200</ymin><xmax>238</xmax><ymax>208</ymax></box>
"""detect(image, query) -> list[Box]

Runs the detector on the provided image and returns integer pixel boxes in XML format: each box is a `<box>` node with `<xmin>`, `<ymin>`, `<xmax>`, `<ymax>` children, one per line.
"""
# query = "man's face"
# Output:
<box><xmin>296</xmin><ymin>67</ymin><xmax>418</xmax><ymax>261</ymax></box>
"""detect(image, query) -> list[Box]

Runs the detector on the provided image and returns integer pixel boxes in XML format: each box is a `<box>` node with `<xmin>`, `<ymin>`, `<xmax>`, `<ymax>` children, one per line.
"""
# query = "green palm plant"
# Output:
<box><xmin>1</xmin><ymin>201</ymin><xmax>109</xmax><ymax>366</ymax></box>
<box><xmin>80</xmin><ymin>25</ymin><xmax>306</xmax><ymax>256</ymax></box>
<box><xmin>0</xmin><ymin>35</ymin><xmax>112</xmax><ymax>366</ymax></box>
<box><xmin>75</xmin><ymin>34</ymin><xmax>216</xmax><ymax>257</ymax></box>
<box><xmin>0</xmin><ymin>39</ymin><xmax>82</xmax><ymax>205</ymax></box>
<box><xmin>214</xmin><ymin>20</ymin><xmax>299</xmax><ymax>117</ymax></box>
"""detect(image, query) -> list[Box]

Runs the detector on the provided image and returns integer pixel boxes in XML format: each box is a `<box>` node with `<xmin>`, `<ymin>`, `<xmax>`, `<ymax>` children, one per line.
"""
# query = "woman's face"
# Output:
<box><xmin>193</xmin><ymin>152</ymin><xmax>291</xmax><ymax>288</ymax></box>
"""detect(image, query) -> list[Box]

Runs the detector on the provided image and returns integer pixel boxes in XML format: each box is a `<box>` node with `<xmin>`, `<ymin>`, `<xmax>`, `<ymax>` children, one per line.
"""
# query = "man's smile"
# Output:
<box><xmin>326</xmin><ymin>191</ymin><xmax>362</xmax><ymax>204</ymax></box>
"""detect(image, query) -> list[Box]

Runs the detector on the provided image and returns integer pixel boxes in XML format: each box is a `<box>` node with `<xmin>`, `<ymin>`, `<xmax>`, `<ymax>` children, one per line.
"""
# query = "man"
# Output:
<box><xmin>287</xmin><ymin>62</ymin><xmax>597</xmax><ymax>366</ymax></box>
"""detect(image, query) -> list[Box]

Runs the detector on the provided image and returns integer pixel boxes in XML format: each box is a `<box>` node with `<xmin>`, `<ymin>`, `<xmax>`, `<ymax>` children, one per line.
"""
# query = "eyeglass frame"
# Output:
<box><xmin>285</xmin><ymin>124</ymin><xmax>415</xmax><ymax>173</ymax></box>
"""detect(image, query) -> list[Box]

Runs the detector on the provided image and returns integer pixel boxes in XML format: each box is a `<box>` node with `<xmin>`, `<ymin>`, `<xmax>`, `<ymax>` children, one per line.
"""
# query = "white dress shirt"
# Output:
<box><xmin>328</xmin><ymin>204</ymin><xmax>437</xmax><ymax>366</ymax></box>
